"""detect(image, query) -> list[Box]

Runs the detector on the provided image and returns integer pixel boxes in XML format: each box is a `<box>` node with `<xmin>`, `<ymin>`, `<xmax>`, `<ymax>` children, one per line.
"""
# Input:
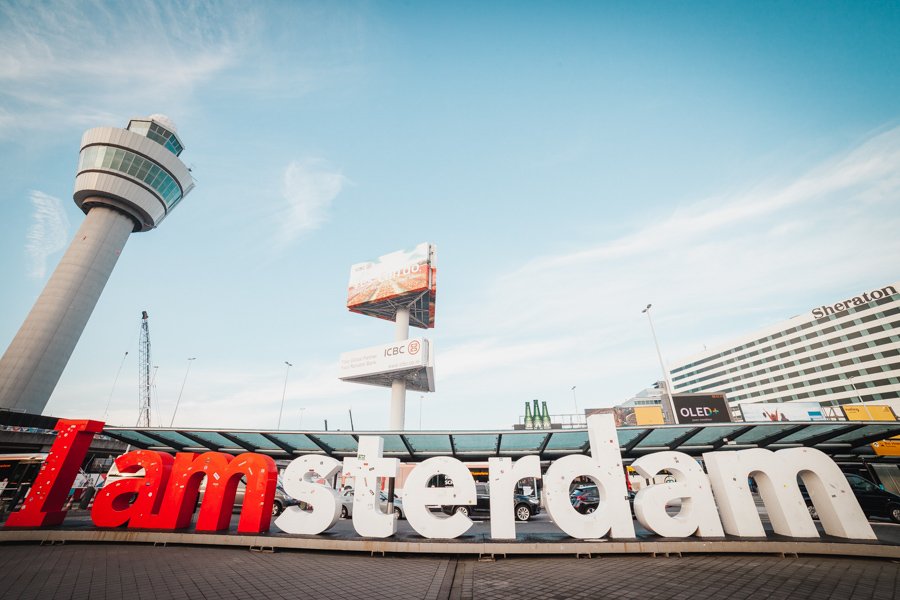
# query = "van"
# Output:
<box><xmin>803</xmin><ymin>473</ymin><xmax>900</xmax><ymax>523</ymax></box>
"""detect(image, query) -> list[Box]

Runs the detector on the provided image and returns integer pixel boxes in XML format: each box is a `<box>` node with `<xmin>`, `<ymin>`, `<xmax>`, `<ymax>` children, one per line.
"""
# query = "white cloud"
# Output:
<box><xmin>0</xmin><ymin>1</ymin><xmax>250</xmax><ymax>138</ymax></box>
<box><xmin>279</xmin><ymin>158</ymin><xmax>346</xmax><ymax>242</ymax></box>
<box><xmin>25</xmin><ymin>190</ymin><xmax>70</xmax><ymax>279</ymax></box>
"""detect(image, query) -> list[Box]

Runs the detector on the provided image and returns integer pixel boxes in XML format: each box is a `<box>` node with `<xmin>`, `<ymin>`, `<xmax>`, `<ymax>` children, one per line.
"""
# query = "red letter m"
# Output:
<box><xmin>166</xmin><ymin>452</ymin><xmax>277</xmax><ymax>533</ymax></box>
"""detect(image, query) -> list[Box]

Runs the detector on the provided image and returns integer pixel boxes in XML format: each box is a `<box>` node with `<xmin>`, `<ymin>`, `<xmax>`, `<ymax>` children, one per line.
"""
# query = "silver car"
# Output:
<box><xmin>339</xmin><ymin>488</ymin><xmax>404</xmax><ymax>519</ymax></box>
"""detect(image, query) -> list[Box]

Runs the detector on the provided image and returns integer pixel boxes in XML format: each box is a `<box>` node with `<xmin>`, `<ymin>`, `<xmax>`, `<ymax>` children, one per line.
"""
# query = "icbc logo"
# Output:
<box><xmin>408</xmin><ymin>340</ymin><xmax>421</xmax><ymax>355</ymax></box>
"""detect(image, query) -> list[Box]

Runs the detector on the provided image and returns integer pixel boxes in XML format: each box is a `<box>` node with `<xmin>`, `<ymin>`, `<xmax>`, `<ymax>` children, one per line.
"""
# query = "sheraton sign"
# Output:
<box><xmin>4</xmin><ymin>416</ymin><xmax>877</xmax><ymax>541</ymax></box>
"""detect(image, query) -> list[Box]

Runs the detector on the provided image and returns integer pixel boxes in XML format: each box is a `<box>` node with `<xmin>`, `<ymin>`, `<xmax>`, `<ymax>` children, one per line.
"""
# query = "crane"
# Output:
<box><xmin>136</xmin><ymin>310</ymin><xmax>152</xmax><ymax>427</ymax></box>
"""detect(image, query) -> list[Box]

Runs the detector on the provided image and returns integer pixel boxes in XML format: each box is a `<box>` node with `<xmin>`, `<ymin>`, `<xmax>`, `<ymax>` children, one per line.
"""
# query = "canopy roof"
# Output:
<box><xmin>103</xmin><ymin>421</ymin><xmax>900</xmax><ymax>463</ymax></box>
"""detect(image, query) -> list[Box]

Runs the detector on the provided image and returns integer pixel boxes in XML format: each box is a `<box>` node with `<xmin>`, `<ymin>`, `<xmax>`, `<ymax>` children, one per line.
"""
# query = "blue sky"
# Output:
<box><xmin>1</xmin><ymin>1</ymin><xmax>899</xmax><ymax>431</ymax></box>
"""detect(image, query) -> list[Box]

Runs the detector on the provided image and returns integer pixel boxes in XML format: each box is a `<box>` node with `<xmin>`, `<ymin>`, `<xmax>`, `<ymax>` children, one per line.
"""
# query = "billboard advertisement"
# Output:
<box><xmin>611</xmin><ymin>405</ymin><xmax>665</xmax><ymax>427</ymax></box>
<box><xmin>739</xmin><ymin>401</ymin><xmax>826</xmax><ymax>422</ymax></box>
<box><xmin>842</xmin><ymin>405</ymin><xmax>897</xmax><ymax>421</ymax></box>
<box><xmin>339</xmin><ymin>338</ymin><xmax>434</xmax><ymax>392</ymax></box>
<box><xmin>347</xmin><ymin>243</ymin><xmax>436</xmax><ymax>328</ymax></box>
<box><xmin>672</xmin><ymin>394</ymin><xmax>732</xmax><ymax>424</ymax></box>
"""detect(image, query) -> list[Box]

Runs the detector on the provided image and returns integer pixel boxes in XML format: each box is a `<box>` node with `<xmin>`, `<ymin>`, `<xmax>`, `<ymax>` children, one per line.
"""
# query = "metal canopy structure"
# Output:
<box><xmin>103</xmin><ymin>421</ymin><xmax>900</xmax><ymax>463</ymax></box>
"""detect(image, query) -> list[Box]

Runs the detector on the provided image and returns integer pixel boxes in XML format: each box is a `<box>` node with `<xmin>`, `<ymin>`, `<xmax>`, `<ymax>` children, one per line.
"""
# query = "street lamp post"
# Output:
<box><xmin>843</xmin><ymin>375</ymin><xmax>872</xmax><ymax>418</ymax></box>
<box><xmin>277</xmin><ymin>361</ymin><xmax>293</xmax><ymax>430</ymax></box>
<box><xmin>642</xmin><ymin>304</ymin><xmax>677</xmax><ymax>424</ymax></box>
<box><xmin>298</xmin><ymin>407</ymin><xmax>306</xmax><ymax>429</ymax></box>
<box><xmin>571</xmin><ymin>385</ymin><xmax>579</xmax><ymax>425</ymax></box>
<box><xmin>169</xmin><ymin>357</ymin><xmax>196</xmax><ymax>427</ymax></box>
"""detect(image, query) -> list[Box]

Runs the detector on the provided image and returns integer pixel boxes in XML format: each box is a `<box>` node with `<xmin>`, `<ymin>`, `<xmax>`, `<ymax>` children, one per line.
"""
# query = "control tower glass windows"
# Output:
<box><xmin>78</xmin><ymin>145</ymin><xmax>183</xmax><ymax>208</ymax></box>
<box><xmin>126</xmin><ymin>119</ymin><xmax>184</xmax><ymax>156</ymax></box>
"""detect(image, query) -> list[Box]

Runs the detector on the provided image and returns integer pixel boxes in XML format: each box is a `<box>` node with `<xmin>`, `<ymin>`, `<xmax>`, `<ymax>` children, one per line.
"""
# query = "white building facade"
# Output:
<box><xmin>669</xmin><ymin>282</ymin><xmax>900</xmax><ymax>418</ymax></box>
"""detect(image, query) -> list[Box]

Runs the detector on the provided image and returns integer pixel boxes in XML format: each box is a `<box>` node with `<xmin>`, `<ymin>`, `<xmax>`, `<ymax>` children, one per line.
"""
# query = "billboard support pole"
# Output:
<box><xmin>389</xmin><ymin>306</ymin><xmax>411</xmax><ymax>430</ymax></box>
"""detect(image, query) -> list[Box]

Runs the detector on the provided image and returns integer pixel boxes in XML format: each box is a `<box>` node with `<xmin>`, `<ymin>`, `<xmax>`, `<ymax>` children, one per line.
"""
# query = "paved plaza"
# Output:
<box><xmin>0</xmin><ymin>543</ymin><xmax>898</xmax><ymax>600</ymax></box>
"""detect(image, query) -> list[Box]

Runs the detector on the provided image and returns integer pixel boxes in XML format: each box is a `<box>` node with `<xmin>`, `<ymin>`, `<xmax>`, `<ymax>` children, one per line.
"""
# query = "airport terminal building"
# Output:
<box><xmin>669</xmin><ymin>282</ymin><xmax>900</xmax><ymax>418</ymax></box>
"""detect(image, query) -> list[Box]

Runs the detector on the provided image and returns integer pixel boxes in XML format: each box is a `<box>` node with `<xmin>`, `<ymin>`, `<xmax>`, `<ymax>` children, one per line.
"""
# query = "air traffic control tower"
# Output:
<box><xmin>0</xmin><ymin>115</ymin><xmax>195</xmax><ymax>415</ymax></box>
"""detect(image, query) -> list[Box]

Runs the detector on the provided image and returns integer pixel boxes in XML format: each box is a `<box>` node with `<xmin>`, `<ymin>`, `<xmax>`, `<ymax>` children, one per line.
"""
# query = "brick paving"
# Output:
<box><xmin>0</xmin><ymin>545</ymin><xmax>898</xmax><ymax>600</ymax></box>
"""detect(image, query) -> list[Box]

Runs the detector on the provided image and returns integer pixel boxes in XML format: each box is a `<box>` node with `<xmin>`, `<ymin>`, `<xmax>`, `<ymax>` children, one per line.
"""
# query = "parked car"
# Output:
<box><xmin>339</xmin><ymin>488</ymin><xmax>404</xmax><ymax>519</ymax></box>
<box><xmin>804</xmin><ymin>473</ymin><xmax>900</xmax><ymax>523</ymax></box>
<box><xmin>441</xmin><ymin>482</ymin><xmax>540</xmax><ymax>521</ymax></box>
<box><xmin>570</xmin><ymin>485</ymin><xmax>600</xmax><ymax>514</ymax></box>
<box><xmin>569</xmin><ymin>484</ymin><xmax>636</xmax><ymax>514</ymax></box>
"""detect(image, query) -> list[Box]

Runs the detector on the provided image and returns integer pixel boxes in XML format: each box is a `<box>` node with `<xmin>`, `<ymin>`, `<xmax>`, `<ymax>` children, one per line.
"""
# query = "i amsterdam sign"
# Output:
<box><xmin>4</xmin><ymin>415</ymin><xmax>877</xmax><ymax>541</ymax></box>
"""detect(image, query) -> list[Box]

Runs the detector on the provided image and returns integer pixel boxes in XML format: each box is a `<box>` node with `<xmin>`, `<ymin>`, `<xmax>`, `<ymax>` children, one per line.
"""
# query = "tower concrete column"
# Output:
<box><xmin>0</xmin><ymin>206</ymin><xmax>133</xmax><ymax>413</ymax></box>
<box><xmin>0</xmin><ymin>114</ymin><xmax>194</xmax><ymax>415</ymax></box>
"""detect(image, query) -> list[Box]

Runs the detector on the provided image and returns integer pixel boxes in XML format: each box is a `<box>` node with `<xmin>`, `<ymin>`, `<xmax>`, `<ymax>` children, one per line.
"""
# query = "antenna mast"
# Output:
<box><xmin>137</xmin><ymin>310</ymin><xmax>152</xmax><ymax>427</ymax></box>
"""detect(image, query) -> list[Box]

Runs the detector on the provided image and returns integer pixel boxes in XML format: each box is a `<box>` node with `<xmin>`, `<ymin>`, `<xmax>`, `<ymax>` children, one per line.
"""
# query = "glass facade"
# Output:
<box><xmin>127</xmin><ymin>120</ymin><xmax>183</xmax><ymax>156</ymax></box>
<box><xmin>79</xmin><ymin>145</ymin><xmax>182</xmax><ymax>207</ymax></box>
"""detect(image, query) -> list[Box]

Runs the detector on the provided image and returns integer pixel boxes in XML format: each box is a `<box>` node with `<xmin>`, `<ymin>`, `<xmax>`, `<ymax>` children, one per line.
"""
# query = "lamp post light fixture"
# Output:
<box><xmin>277</xmin><ymin>361</ymin><xmax>293</xmax><ymax>430</ymax></box>
<box><xmin>169</xmin><ymin>357</ymin><xmax>196</xmax><ymax>427</ymax></box>
<box><xmin>571</xmin><ymin>385</ymin><xmax>579</xmax><ymax>424</ymax></box>
<box><xmin>642</xmin><ymin>303</ymin><xmax>677</xmax><ymax>424</ymax></box>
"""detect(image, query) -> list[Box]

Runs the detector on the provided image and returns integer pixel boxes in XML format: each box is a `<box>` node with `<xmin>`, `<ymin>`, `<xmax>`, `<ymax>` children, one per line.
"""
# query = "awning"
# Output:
<box><xmin>102</xmin><ymin>421</ymin><xmax>900</xmax><ymax>463</ymax></box>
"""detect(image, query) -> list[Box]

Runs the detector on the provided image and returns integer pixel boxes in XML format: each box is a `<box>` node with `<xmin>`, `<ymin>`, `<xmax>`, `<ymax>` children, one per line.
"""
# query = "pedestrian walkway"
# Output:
<box><xmin>0</xmin><ymin>544</ymin><xmax>897</xmax><ymax>600</ymax></box>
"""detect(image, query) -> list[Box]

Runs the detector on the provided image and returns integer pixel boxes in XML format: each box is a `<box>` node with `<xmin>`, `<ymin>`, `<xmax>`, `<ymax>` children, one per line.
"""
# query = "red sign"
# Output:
<box><xmin>4</xmin><ymin>419</ymin><xmax>278</xmax><ymax>534</ymax></box>
<box><xmin>5</xmin><ymin>419</ymin><xmax>103</xmax><ymax>527</ymax></box>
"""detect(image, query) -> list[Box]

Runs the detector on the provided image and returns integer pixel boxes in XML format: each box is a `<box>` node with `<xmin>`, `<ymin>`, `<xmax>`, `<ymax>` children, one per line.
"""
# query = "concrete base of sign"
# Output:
<box><xmin>1</xmin><ymin>528</ymin><xmax>898</xmax><ymax>560</ymax></box>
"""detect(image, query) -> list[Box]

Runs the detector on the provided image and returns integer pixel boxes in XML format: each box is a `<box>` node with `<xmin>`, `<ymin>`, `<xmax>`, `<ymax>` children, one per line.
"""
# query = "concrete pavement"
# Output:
<box><xmin>0</xmin><ymin>544</ymin><xmax>897</xmax><ymax>600</ymax></box>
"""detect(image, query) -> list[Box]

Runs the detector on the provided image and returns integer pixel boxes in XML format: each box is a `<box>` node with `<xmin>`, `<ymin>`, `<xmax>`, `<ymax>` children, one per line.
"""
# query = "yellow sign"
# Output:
<box><xmin>842</xmin><ymin>405</ymin><xmax>896</xmax><ymax>421</ymax></box>
<box><xmin>634</xmin><ymin>406</ymin><xmax>665</xmax><ymax>426</ymax></box>
<box><xmin>871</xmin><ymin>439</ymin><xmax>900</xmax><ymax>457</ymax></box>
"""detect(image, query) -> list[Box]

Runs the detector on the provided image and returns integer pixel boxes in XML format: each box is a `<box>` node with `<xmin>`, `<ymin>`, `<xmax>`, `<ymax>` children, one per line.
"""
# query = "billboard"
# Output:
<box><xmin>672</xmin><ymin>394</ymin><xmax>732</xmax><ymax>424</ymax></box>
<box><xmin>842</xmin><ymin>405</ymin><xmax>897</xmax><ymax>421</ymax></box>
<box><xmin>339</xmin><ymin>338</ymin><xmax>435</xmax><ymax>392</ymax></box>
<box><xmin>739</xmin><ymin>401</ymin><xmax>826</xmax><ymax>422</ymax></box>
<box><xmin>611</xmin><ymin>405</ymin><xmax>665</xmax><ymax>427</ymax></box>
<box><xmin>842</xmin><ymin>404</ymin><xmax>900</xmax><ymax>457</ymax></box>
<box><xmin>347</xmin><ymin>243</ymin><xmax>436</xmax><ymax>328</ymax></box>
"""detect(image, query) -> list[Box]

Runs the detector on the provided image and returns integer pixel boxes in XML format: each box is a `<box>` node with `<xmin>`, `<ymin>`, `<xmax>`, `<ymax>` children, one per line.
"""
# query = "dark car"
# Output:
<box><xmin>569</xmin><ymin>484</ymin><xmax>635</xmax><ymax>514</ymax></box>
<box><xmin>805</xmin><ymin>474</ymin><xmax>900</xmax><ymax>523</ymax></box>
<box><xmin>570</xmin><ymin>485</ymin><xmax>600</xmax><ymax>514</ymax></box>
<box><xmin>442</xmin><ymin>482</ymin><xmax>540</xmax><ymax>521</ymax></box>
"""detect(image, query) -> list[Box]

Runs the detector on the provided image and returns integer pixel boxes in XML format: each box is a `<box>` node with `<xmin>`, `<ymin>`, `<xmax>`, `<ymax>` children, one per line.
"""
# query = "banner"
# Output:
<box><xmin>739</xmin><ymin>401</ymin><xmax>825</xmax><ymax>422</ymax></box>
<box><xmin>672</xmin><ymin>394</ymin><xmax>732</xmax><ymax>424</ymax></box>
